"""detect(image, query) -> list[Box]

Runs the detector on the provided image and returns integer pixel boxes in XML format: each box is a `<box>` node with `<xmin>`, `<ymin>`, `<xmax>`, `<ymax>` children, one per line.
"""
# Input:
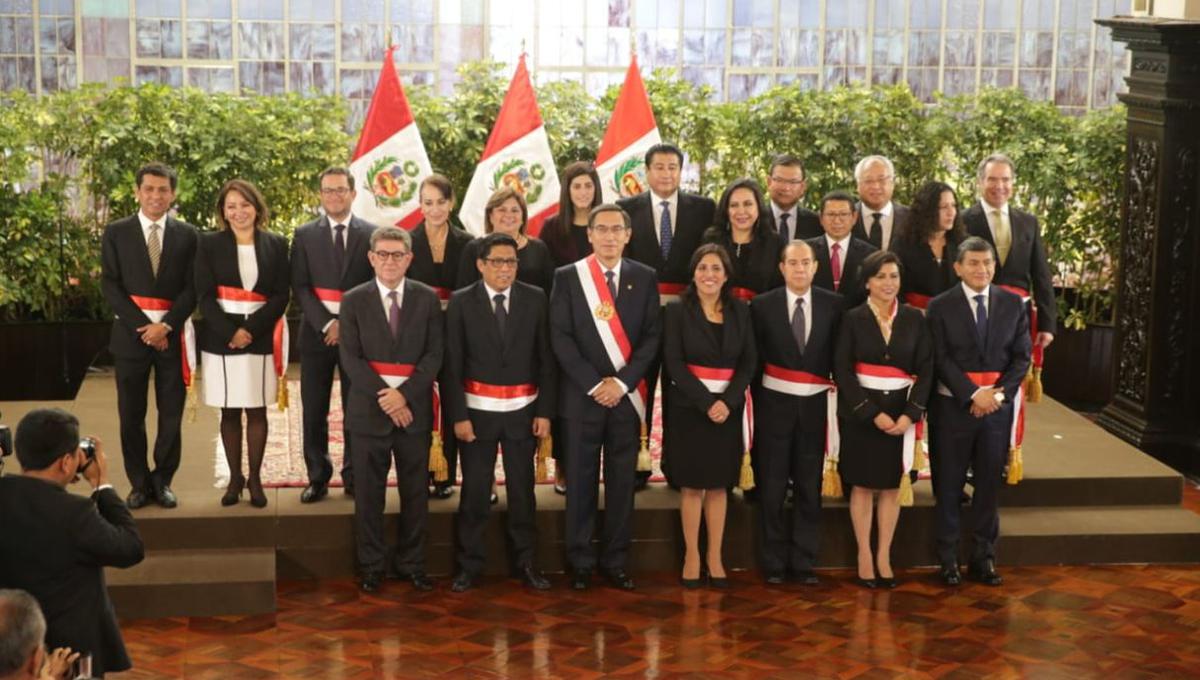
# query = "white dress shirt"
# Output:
<box><xmin>650</xmin><ymin>190</ymin><xmax>679</xmax><ymax>244</ymax></box>
<box><xmin>785</xmin><ymin>286</ymin><xmax>813</xmax><ymax>346</ymax></box>
<box><xmin>771</xmin><ymin>202</ymin><xmax>796</xmax><ymax>240</ymax></box>
<box><xmin>137</xmin><ymin>210</ymin><xmax>166</xmax><ymax>246</ymax></box>
<box><xmin>862</xmin><ymin>201</ymin><xmax>895</xmax><ymax>248</ymax></box>
<box><xmin>962</xmin><ymin>281</ymin><xmax>1001</xmax><ymax>402</ymax></box>
<box><xmin>329</xmin><ymin>213</ymin><xmax>353</xmax><ymax>244</ymax></box>
<box><xmin>376</xmin><ymin>277</ymin><xmax>406</xmax><ymax>319</ymax></box>
<box><xmin>483</xmin><ymin>281</ymin><xmax>510</xmax><ymax>313</ymax></box>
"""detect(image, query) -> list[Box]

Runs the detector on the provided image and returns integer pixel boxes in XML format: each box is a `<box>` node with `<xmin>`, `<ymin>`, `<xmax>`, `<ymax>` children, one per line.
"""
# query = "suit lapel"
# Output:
<box><xmin>615</xmin><ymin>260</ymin><xmax>638</xmax><ymax>327</ymax></box>
<box><xmin>128</xmin><ymin>217</ymin><xmax>156</xmax><ymax>284</ymax></box>
<box><xmin>502</xmin><ymin>284</ymin><xmax>528</xmax><ymax>352</ymax></box>
<box><xmin>956</xmin><ymin>286</ymin><xmax>985</xmax><ymax>354</ymax></box>
<box><xmin>474</xmin><ymin>281</ymin><xmax>505</xmax><ymax>351</ymax></box>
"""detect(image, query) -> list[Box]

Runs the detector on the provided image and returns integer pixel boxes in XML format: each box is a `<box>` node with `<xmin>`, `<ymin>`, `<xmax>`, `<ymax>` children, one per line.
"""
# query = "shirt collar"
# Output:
<box><xmin>329</xmin><ymin>213</ymin><xmax>353</xmax><ymax>229</ymax></box>
<box><xmin>863</xmin><ymin>201</ymin><xmax>893</xmax><ymax>218</ymax></box>
<box><xmin>962</xmin><ymin>281</ymin><xmax>988</xmax><ymax>301</ymax></box>
<box><xmin>825</xmin><ymin>233</ymin><xmax>851</xmax><ymax>250</ymax></box>
<box><xmin>137</xmin><ymin>210</ymin><xmax>165</xmax><ymax>230</ymax></box>
<box><xmin>981</xmin><ymin>200</ymin><xmax>1009</xmax><ymax>217</ymax></box>
<box><xmin>651</xmin><ymin>190</ymin><xmax>679</xmax><ymax>207</ymax></box>
<box><xmin>772</xmin><ymin>201</ymin><xmax>795</xmax><ymax>219</ymax></box>
<box><xmin>483</xmin><ymin>281</ymin><xmax>509</xmax><ymax>300</ymax></box>
<box><xmin>786</xmin><ymin>286</ymin><xmax>812</xmax><ymax>310</ymax></box>
<box><xmin>376</xmin><ymin>277</ymin><xmax>405</xmax><ymax>297</ymax></box>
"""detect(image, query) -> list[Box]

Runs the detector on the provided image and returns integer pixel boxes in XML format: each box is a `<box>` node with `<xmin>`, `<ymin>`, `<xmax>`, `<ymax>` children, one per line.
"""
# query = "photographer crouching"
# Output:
<box><xmin>0</xmin><ymin>409</ymin><xmax>145</xmax><ymax>678</ymax></box>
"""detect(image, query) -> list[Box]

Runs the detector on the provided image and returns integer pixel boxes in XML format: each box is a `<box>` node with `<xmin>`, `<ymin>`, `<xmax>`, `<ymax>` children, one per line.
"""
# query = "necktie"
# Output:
<box><xmin>779</xmin><ymin>212</ymin><xmax>791</xmax><ymax>242</ymax></box>
<box><xmin>974</xmin><ymin>293</ymin><xmax>988</xmax><ymax>346</ymax></box>
<box><xmin>334</xmin><ymin>224</ymin><xmax>346</xmax><ymax>273</ymax></box>
<box><xmin>659</xmin><ymin>200</ymin><xmax>672</xmax><ymax>259</ymax></box>
<box><xmin>869</xmin><ymin>212</ymin><xmax>883</xmax><ymax>248</ymax></box>
<box><xmin>792</xmin><ymin>297</ymin><xmax>806</xmax><ymax>356</ymax></box>
<box><xmin>991</xmin><ymin>209</ymin><xmax>1012</xmax><ymax>265</ymax></box>
<box><xmin>494</xmin><ymin>293</ymin><xmax>507</xmax><ymax>337</ymax></box>
<box><xmin>387</xmin><ymin>290</ymin><xmax>401</xmax><ymax>338</ymax></box>
<box><xmin>605</xmin><ymin>270</ymin><xmax>617</xmax><ymax>301</ymax></box>
<box><xmin>830</xmin><ymin>242</ymin><xmax>842</xmax><ymax>291</ymax></box>
<box><xmin>147</xmin><ymin>223</ymin><xmax>162</xmax><ymax>277</ymax></box>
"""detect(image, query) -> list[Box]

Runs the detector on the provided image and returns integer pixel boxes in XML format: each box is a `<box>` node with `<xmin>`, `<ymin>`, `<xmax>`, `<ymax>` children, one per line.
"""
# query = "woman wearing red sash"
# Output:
<box><xmin>195</xmin><ymin>179</ymin><xmax>290</xmax><ymax>508</ymax></box>
<box><xmin>833</xmin><ymin>251</ymin><xmax>933</xmax><ymax>587</ymax></box>
<box><xmin>893</xmin><ymin>181</ymin><xmax>965</xmax><ymax>311</ymax></box>
<box><xmin>702</xmin><ymin>178</ymin><xmax>785</xmax><ymax>300</ymax></box>
<box><xmin>662</xmin><ymin>244</ymin><xmax>758</xmax><ymax>588</ymax></box>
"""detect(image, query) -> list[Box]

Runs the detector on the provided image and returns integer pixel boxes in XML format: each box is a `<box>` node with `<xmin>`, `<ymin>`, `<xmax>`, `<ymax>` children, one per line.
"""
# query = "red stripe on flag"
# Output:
<box><xmin>351</xmin><ymin>46</ymin><xmax>417</xmax><ymax>162</ymax></box>
<box><xmin>480</xmin><ymin>55</ymin><xmax>545</xmax><ymax>161</ymax></box>
<box><xmin>397</xmin><ymin>208</ymin><xmax>424</xmax><ymax>230</ymax></box>
<box><xmin>525</xmin><ymin>202</ymin><xmax>559</xmax><ymax>238</ymax></box>
<box><xmin>595</xmin><ymin>56</ymin><xmax>658</xmax><ymax>166</ymax></box>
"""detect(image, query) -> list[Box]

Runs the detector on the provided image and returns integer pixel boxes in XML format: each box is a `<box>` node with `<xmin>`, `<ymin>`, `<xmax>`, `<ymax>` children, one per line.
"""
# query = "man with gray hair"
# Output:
<box><xmin>0</xmin><ymin>589</ymin><xmax>46</xmax><ymax>679</ymax></box>
<box><xmin>851</xmin><ymin>155</ymin><xmax>910</xmax><ymax>251</ymax></box>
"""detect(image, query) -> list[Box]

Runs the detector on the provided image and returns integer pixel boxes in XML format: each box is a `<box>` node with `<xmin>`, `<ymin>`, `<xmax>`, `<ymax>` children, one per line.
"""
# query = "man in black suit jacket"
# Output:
<box><xmin>851</xmin><ymin>155</ymin><xmax>910</xmax><ymax>251</ymax></box>
<box><xmin>805</xmin><ymin>190</ymin><xmax>878</xmax><ymax>301</ymax></box>
<box><xmin>443</xmin><ymin>233</ymin><xmax>557</xmax><ymax>592</ymax></box>
<box><xmin>550</xmin><ymin>204</ymin><xmax>662</xmax><ymax>591</ymax></box>
<box><xmin>751</xmin><ymin>241</ymin><xmax>843</xmax><ymax>585</ymax></box>
<box><xmin>926</xmin><ymin>237</ymin><xmax>1032</xmax><ymax>587</ymax></box>
<box><xmin>291</xmin><ymin>167</ymin><xmax>378</xmax><ymax>503</ymax></box>
<box><xmin>0</xmin><ymin>409</ymin><xmax>144</xmax><ymax>677</ymax></box>
<box><xmin>100</xmin><ymin>162</ymin><xmax>197</xmax><ymax>511</ymax></box>
<box><xmin>962</xmin><ymin>154</ymin><xmax>1057</xmax><ymax>349</ymax></box>
<box><xmin>766</xmin><ymin>154</ymin><xmax>822</xmax><ymax>242</ymax></box>
<box><xmin>339</xmin><ymin>227</ymin><xmax>443</xmax><ymax>593</ymax></box>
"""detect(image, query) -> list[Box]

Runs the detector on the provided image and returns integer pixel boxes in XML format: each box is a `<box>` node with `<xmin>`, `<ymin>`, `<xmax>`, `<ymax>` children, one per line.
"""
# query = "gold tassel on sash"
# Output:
<box><xmin>821</xmin><ymin>459</ymin><xmax>843</xmax><ymax>498</ymax></box>
<box><xmin>186</xmin><ymin>383</ymin><xmax>198</xmax><ymax>423</ymax></box>
<box><xmin>276</xmin><ymin>380</ymin><xmax>289</xmax><ymax>411</ymax></box>
<box><xmin>1006</xmin><ymin>445</ymin><xmax>1023</xmax><ymax>485</ymax></box>
<box><xmin>738</xmin><ymin>450</ymin><xmax>755</xmax><ymax>490</ymax></box>
<box><xmin>535</xmin><ymin>435</ymin><xmax>552</xmax><ymax>483</ymax></box>
<box><xmin>1027</xmin><ymin>367</ymin><xmax>1043</xmax><ymax>403</ymax></box>
<box><xmin>898</xmin><ymin>471</ymin><xmax>914</xmax><ymax>507</ymax></box>
<box><xmin>636</xmin><ymin>422</ymin><xmax>652</xmax><ymax>472</ymax></box>
<box><xmin>428</xmin><ymin>431</ymin><xmax>449</xmax><ymax>482</ymax></box>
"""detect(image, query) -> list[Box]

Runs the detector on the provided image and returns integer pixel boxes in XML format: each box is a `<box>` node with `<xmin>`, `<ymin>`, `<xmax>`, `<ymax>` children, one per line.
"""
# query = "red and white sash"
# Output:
<box><xmin>131</xmin><ymin>294</ymin><xmax>196</xmax><ymax>388</ymax></box>
<box><xmin>730</xmin><ymin>286</ymin><xmax>756</xmax><ymax>302</ymax></box>
<box><xmin>687</xmin><ymin>364</ymin><xmax>753</xmax><ymax>454</ymax></box>
<box><xmin>998</xmin><ymin>284</ymin><xmax>1043</xmax><ymax>372</ymax></box>
<box><xmin>130</xmin><ymin>294</ymin><xmax>171</xmax><ymax>323</ymax></box>
<box><xmin>574</xmin><ymin>255</ymin><xmax>649</xmax><ymax>421</ymax></box>
<box><xmin>313</xmin><ymin>287</ymin><xmax>342</xmax><ymax>315</ymax></box>
<box><xmin>218</xmin><ymin>286</ymin><xmax>288</xmax><ymax>384</ymax></box>
<box><xmin>856</xmin><ymin>362</ymin><xmax>925</xmax><ymax>475</ymax></box>
<box><xmin>761</xmin><ymin>363</ymin><xmax>839</xmax><ymax>460</ymax></box>
<box><xmin>658</xmin><ymin>282</ymin><xmax>685</xmax><ymax>305</ymax></box>
<box><xmin>904</xmin><ymin>292</ymin><xmax>932</xmax><ymax>310</ymax></box>
<box><xmin>937</xmin><ymin>370</ymin><xmax>1024</xmax><ymax>452</ymax></box>
<box><xmin>464</xmin><ymin>380</ymin><xmax>538</xmax><ymax>412</ymax></box>
<box><xmin>370</xmin><ymin>361</ymin><xmax>414</xmax><ymax>388</ymax></box>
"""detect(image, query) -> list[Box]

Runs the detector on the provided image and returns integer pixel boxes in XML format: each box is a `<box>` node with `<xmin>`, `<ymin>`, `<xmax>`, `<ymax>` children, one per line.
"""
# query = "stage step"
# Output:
<box><xmin>999</xmin><ymin>505</ymin><xmax>1200</xmax><ymax>565</ymax></box>
<box><xmin>107</xmin><ymin>548</ymin><xmax>275</xmax><ymax>619</ymax></box>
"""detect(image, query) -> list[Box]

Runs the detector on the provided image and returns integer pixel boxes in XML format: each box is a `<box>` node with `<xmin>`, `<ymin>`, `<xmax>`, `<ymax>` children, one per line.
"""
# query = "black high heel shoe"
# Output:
<box><xmin>221</xmin><ymin>476</ymin><xmax>245</xmax><ymax>506</ymax></box>
<box><xmin>247</xmin><ymin>476</ymin><xmax>267</xmax><ymax>508</ymax></box>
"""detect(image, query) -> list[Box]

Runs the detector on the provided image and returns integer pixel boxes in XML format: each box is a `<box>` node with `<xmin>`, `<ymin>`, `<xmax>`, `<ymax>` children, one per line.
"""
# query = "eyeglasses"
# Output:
<box><xmin>822</xmin><ymin>211</ymin><xmax>855</xmax><ymax>219</ymax></box>
<box><xmin>373</xmin><ymin>249</ymin><xmax>410</xmax><ymax>261</ymax></box>
<box><xmin>860</xmin><ymin>177</ymin><xmax>894</xmax><ymax>187</ymax></box>
<box><xmin>769</xmin><ymin>176</ymin><xmax>804</xmax><ymax>186</ymax></box>
<box><xmin>483</xmin><ymin>257</ymin><xmax>518</xmax><ymax>268</ymax></box>
<box><xmin>320</xmin><ymin>187</ymin><xmax>352</xmax><ymax>196</ymax></box>
<box><xmin>588</xmin><ymin>224</ymin><xmax>629</xmax><ymax>235</ymax></box>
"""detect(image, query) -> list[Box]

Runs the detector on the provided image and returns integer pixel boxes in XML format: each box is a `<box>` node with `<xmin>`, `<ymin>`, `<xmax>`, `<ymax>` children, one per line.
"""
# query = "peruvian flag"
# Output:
<box><xmin>349</xmin><ymin>46</ymin><xmax>433</xmax><ymax>230</ymax></box>
<box><xmin>595</xmin><ymin>56</ymin><xmax>662</xmax><ymax>203</ymax></box>
<box><xmin>459</xmin><ymin>55</ymin><xmax>560</xmax><ymax>237</ymax></box>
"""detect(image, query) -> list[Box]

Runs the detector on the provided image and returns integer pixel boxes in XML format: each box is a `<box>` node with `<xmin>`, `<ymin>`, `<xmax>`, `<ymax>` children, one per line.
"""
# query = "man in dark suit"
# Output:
<box><xmin>0</xmin><ymin>409</ymin><xmax>145</xmax><ymax>677</ymax></box>
<box><xmin>0</xmin><ymin>589</ymin><xmax>50</xmax><ymax>679</ymax></box>
<box><xmin>852</xmin><ymin>155</ymin><xmax>910</xmax><ymax>251</ymax></box>
<box><xmin>100</xmin><ymin>162</ymin><xmax>198</xmax><ymax>510</ymax></box>
<box><xmin>550</xmin><ymin>204</ymin><xmax>662</xmax><ymax>591</ymax></box>
<box><xmin>339</xmin><ymin>227</ymin><xmax>443</xmax><ymax>593</ymax></box>
<box><xmin>291</xmin><ymin>167</ymin><xmax>378</xmax><ymax>503</ymax></box>
<box><xmin>443</xmin><ymin>233</ymin><xmax>556</xmax><ymax>592</ymax></box>
<box><xmin>962</xmin><ymin>154</ymin><xmax>1057</xmax><ymax>351</ymax></box>
<box><xmin>617</xmin><ymin>143</ymin><xmax>713</xmax><ymax>489</ymax></box>
<box><xmin>766</xmin><ymin>154</ymin><xmax>822</xmax><ymax>242</ymax></box>
<box><xmin>751</xmin><ymin>241</ymin><xmax>843</xmax><ymax>585</ymax></box>
<box><xmin>927</xmin><ymin>237</ymin><xmax>1032</xmax><ymax>587</ymax></box>
<box><xmin>806</xmin><ymin>190</ymin><xmax>878</xmax><ymax>298</ymax></box>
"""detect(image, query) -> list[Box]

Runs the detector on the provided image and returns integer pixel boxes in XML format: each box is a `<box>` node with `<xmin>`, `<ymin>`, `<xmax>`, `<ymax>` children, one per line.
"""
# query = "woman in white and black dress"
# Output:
<box><xmin>195</xmin><ymin>179</ymin><xmax>289</xmax><ymax>508</ymax></box>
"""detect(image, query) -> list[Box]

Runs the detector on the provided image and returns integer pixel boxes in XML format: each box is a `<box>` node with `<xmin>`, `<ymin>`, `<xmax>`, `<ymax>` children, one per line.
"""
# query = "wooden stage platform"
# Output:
<box><xmin>2</xmin><ymin>367</ymin><xmax>1197</xmax><ymax>620</ymax></box>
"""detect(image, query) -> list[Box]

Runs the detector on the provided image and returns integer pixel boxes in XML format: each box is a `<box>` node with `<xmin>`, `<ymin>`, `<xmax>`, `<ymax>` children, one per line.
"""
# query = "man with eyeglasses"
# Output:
<box><xmin>766</xmin><ymin>154</ymin><xmax>822</xmax><ymax>242</ymax></box>
<box><xmin>442</xmin><ymin>233</ymin><xmax>556</xmax><ymax>592</ymax></box>
<box><xmin>851</xmin><ymin>155</ymin><xmax>910</xmax><ymax>251</ymax></box>
<box><xmin>339</xmin><ymin>227</ymin><xmax>443</xmax><ymax>593</ymax></box>
<box><xmin>805</xmin><ymin>190</ymin><xmax>879</xmax><ymax>304</ymax></box>
<box><xmin>291</xmin><ymin>167</ymin><xmax>379</xmax><ymax>503</ymax></box>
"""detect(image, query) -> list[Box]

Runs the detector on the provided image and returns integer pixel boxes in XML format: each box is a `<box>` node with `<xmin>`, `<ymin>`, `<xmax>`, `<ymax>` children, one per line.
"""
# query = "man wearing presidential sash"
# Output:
<box><xmin>550</xmin><ymin>204</ymin><xmax>662</xmax><ymax>591</ymax></box>
<box><xmin>100</xmin><ymin>162</ymin><xmax>198</xmax><ymax>510</ymax></box>
<box><xmin>339</xmin><ymin>226</ymin><xmax>443</xmax><ymax>593</ymax></box>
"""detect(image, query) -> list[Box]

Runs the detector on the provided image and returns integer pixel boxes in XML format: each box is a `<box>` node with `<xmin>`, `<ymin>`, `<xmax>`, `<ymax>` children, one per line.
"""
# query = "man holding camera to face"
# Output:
<box><xmin>0</xmin><ymin>409</ymin><xmax>145</xmax><ymax>678</ymax></box>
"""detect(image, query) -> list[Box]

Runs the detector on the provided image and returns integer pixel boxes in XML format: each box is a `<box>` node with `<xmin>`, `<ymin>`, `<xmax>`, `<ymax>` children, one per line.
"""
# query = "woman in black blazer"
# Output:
<box><xmin>408</xmin><ymin>173</ymin><xmax>474</xmax><ymax>303</ymax></box>
<box><xmin>195</xmin><ymin>179</ymin><xmax>289</xmax><ymax>508</ymax></box>
<box><xmin>833</xmin><ymin>251</ymin><xmax>933</xmax><ymax>588</ymax></box>
<box><xmin>703</xmin><ymin>178</ymin><xmax>785</xmax><ymax>300</ymax></box>
<box><xmin>457</xmin><ymin>187</ymin><xmax>555</xmax><ymax>296</ymax></box>
<box><xmin>662</xmin><ymin>244</ymin><xmax>758</xmax><ymax>588</ymax></box>
<box><xmin>540</xmin><ymin>160</ymin><xmax>602</xmax><ymax>267</ymax></box>
<box><xmin>893</xmin><ymin>181</ymin><xmax>966</xmax><ymax>311</ymax></box>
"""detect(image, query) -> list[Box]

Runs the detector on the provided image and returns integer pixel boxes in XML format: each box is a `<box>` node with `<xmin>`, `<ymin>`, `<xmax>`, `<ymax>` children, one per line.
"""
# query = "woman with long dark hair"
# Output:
<box><xmin>540</xmin><ymin>161</ymin><xmax>602</xmax><ymax>267</ymax></box>
<box><xmin>703</xmin><ymin>178</ymin><xmax>785</xmax><ymax>299</ymax></box>
<box><xmin>893</xmin><ymin>180</ymin><xmax>966</xmax><ymax>310</ymax></box>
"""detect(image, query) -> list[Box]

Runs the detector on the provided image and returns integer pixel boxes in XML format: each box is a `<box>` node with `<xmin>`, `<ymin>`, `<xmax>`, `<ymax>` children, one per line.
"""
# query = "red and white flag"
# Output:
<box><xmin>349</xmin><ymin>46</ymin><xmax>433</xmax><ymax>230</ymax></box>
<box><xmin>595</xmin><ymin>56</ymin><xmax>662</xmax><ymax>203</ymax></box>
<box><xmin>459</xmin><ymin>55</ymin><xmax>560</xmax><ymax>237</ymax></box>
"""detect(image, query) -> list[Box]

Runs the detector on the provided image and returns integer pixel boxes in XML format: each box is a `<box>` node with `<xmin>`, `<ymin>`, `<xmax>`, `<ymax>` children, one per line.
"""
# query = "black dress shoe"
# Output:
<box><xmin>450</xmin><ymin>572</ymin><xmax>475</xmax><ymax>593</ymax></box>
<box><xmin>878</xmin><ymin>576</ymin><xmax>898</xmax><ymax>589</ymax></box>
<box><xmin>681</xmin><ymin>574</ymin><xmax>704</xmax><ymax>589</ymax></box>
<box><xmin>633</xmin><ymin>476</ymin><xmax>649</xmax><ymax>492</ymax></box>
<box><xmin>300</xmin><ymin>483</ymin><xmax>328</xmax><ymax>504</ymax></box>
<box><xmin>939</xmin><ymin>563</ymin><xmax>962</xmax><ymax>587</ymax></box>
<box><xmin>570</xmin><ymin>569</ymin><xmax>591</xmax><ymax>590</ymax></box>
<box><xmin>127</xmin><ymin>489</ymin><xmax>150</xmax><ymax>509</ymax></box>
<box><xmin>154</xmin><ymin>486</ymin><xmax>178</xmax><ymax>509</ymax></box>
<box><xmin>398</xmin><ymin>571</ymin><xmax>434</xmax><ymax>591</ymax></box>
<box><xmin>518</xmin><ymin>565</ymin><xmax>551</xmax><ymax>590</ymax></box>
<box><xmin>343</xmin><ymin>482</ymin><xmax>355</xmax><ymax>498</ymax></box>
<box><xmin>602</xmin><ymin>569</ymin><xmax>635</xmax><ymax>591</ymax></box>
<box><xmin>430</xmin><ymin>483</ymin><xmax>454</xmax><ymax>500</ymax></box>
<box><xmin>709</xmin><ymin>575</ymin><xmax>730</xmax><ymax>589</ymax></box>
<box><xmin>968</xmin><ymin>560</ymin><xmax>1003</xmax><ymax>586</ymax></box>
<box><xmin>855</xmin><ymin>577</ymin><xmax>878</xmax><ymax>590</ymax></box>
<box><xmin>359</xmin><ymin>572</ymin><xmax>383</xmax><ymax>593</ymax></box>
<box><xmin>793</xmin><ymin>570</ymin><xmax>820</xmax><ymax>586</ymax></box>
<box><xmin>764</xmin><ymin>571</ymin><xmax>786</xmax><ymax>585</ymax></box>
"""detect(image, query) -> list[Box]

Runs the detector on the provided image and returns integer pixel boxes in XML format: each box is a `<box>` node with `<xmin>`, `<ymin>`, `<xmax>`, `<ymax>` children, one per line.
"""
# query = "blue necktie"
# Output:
<box><xmin>974</xmin><ymin>294</ymin><xmax>988</xmax><ymax>346</ymax></box>
<box><xmin>659</xmin><ymin>200</ymin><xmax>672</xmax><ymax>258</ymax></box>
<box><xmin>605</xmin><ymin>270</ymin><xmax>617</xmax><ymax>301</ymax></box>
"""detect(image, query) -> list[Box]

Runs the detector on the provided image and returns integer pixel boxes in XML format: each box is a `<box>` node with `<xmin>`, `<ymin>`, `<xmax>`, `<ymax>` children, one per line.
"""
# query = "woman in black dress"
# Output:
<box><xmin>892</xmin><ymin>181</ymin><xmax>966</xmax><ymax>311</ymax></box>
<box><xmin>702</xmin><ymin>178</ymin><xmax>785</xmax><ymax>300</ymax></box>
<box><xmin>457</xmin><ymin>187</ymin><xmax>554</xmax><ymax>296</ymax></box>
<box><xmin>540</xmin><ymin>161</ymin><xmax>601</xmax><ymax>268</ymax></box>
<box><xmin>408</xmin><ymin>174</ymin><xmax>474</xmax><ymax>304</ymax></box>
<box><xmin>834</xmin><ymin>251</ymin><xmax>933</xmax><ymax>588</ymax></box>
<box><xmin>663</xmin><ymin>244</ymin><xmax>757</xmax><ymax>588</ymax></box>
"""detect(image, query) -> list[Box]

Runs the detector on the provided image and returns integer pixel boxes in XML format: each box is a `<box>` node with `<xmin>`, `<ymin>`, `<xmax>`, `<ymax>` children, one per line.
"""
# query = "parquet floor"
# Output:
<box><xmin>109</xmin><ymin>483</ymin><xmax>1200</xmax><ymax>679</ymax></box>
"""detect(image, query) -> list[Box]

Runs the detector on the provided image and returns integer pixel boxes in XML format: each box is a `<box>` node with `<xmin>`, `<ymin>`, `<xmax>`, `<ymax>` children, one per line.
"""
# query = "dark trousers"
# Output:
<box><xmin>455</xmin><ymin>433</ymin><xmax>537</xmax><ymax>576</ymax></box>
<box><xmin>115</xmin><ymin>350</ymin><xmax>185</xmax><ymax>493</ymax></box>
<box><xmin>930</xmin><ymin>394</ymin><xmax>1011</xmax><ymax>566</ymax></box>
<box><xmin>563</xmin><ymin>401</ymin><xmax>640</xmax><ymax>571</ymax></box>
<box><xmin>351</xmin><ymin>429</ymin><xmax>431</xmax><ymax>576</ymax></box>
<box><xmin>756</xmin><ymin>422</ymin><xmax>824</xmax><ymax>573</ymax></box>
<box><xmin>299</xmin><ymin>345</ymin><xmax>352</xmax><ymax>486</ymax></box>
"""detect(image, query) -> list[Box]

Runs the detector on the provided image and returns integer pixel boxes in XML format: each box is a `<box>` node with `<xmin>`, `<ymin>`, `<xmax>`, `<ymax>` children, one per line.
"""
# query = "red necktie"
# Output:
<box><xmin>831</xmin><ymin>242</ymin><xmax>842</xmax><ymax>291</ymax></box>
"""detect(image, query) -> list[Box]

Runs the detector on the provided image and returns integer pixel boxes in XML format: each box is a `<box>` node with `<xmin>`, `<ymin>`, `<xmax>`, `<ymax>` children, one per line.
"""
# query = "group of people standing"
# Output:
<box><xmin>99</xmin><ymin>142</ymin><xmax>1054</xmax><ymax>594</ymax></box>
